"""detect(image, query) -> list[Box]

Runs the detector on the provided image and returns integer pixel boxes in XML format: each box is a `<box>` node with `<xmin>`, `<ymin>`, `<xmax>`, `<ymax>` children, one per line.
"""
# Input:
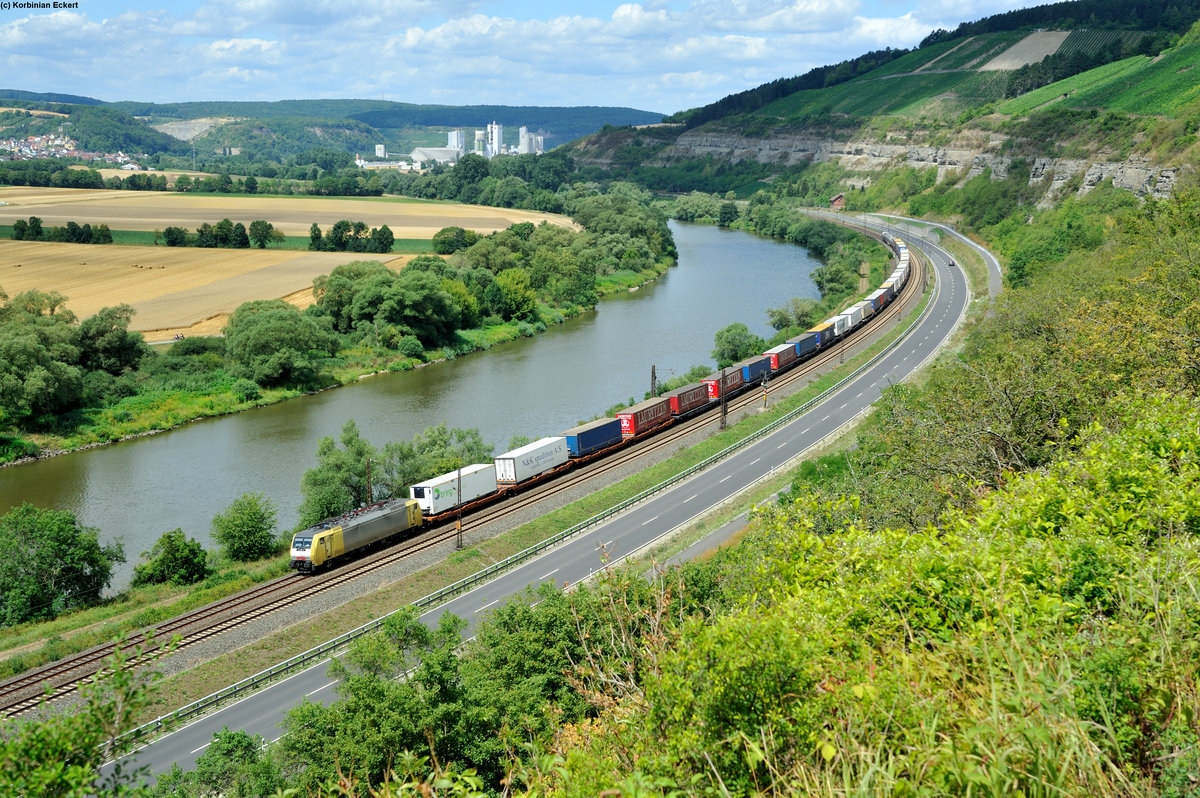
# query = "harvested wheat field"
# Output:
<box><xmin>0</xmin><ymin>240</ymin><xmax>397</xmax><ymax>340</ymax></box>
<box><xmin>0</xmin><ymin>186</ymin><xmax>567</xmax><ymax>237</ymax></box>
<box><xmin>0</xmin><ymin>187</ymin><xmax>572</xmax><ymax>340</ymax></box>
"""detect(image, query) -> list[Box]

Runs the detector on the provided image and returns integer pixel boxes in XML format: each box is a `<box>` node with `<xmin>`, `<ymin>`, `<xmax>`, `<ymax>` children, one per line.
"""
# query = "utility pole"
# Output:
<box><xmin>719</xmin><ymin>367</ymin><xmax>728</xmax><ymax>430</ymax></box>
<box><xmin>455</xmin><ymin>464</ymin><xmax>463</xmax><ymax>550</ymax></box>
<box><xmin>650</xmin><ymin>364</ymin><xmax>657</xmax><ymax>397</ymax></box>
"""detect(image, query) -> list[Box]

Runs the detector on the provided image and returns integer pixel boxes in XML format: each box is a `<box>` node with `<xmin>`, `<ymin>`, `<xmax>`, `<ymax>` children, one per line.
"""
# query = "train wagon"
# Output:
<box><xmin>789</xmin><ymin>330</ymin><xmax>819</xmax><ymax>357</ymax></box>
<box><xmin>867</xmin><ymin>289</ymin><xmax>887</xmax><ymax>312</ymax></box>
<box><xmin>826</xmin><ymin>314</ymin><xmax>851</xmax><ymax>338</ymax></box>
<box><xmin>563</xmin><ymin>417</ymin><xmax>623</xmax><ymax>458</ymax></box>
<box><xmin>290</xmin><ymin>497</ymin><xmax>422</xmax><ymax>572</ymax></box>
<box><xmin>617</xmin><ymin>397</ymin><xmax>672</xmax><ymax>437</ymax></box>
<box><xmin>736</xmin><ymin>355</ymin><xmax>771</xmax><ymax>384</ymax></box>
<box><xmin>856</xmin><ymin>299</ymin><xmax>875</xmax><ymax>321</ymax></box>
<box><xmin>410</xmin><ymin>462</ymin><xmax>498</xmax><ymax>515</ymax></box>
<box><xmin>702</xmin><ymin>368</ymin><xmax>744</xmax><ymax>399</ymax></box>
<box><xmin>839</xmin><ymin>305</ymin><xmax>864</xmax><ymax>331</ymax></box>
<box><xmin>809</xmin><ymin>321</ymin><xmax>834</xmax><ymax>348</ymax></box>
<box><xmin>764</xmin><ymin>342</ymin><xmax>798</xmax><ymax>371</ymax></box>
<box><xmin>664</xmin><ymin>383</ymin><xmax>712</xmax><ymax>416</ymax></box>
<box><xmin>494</xmin><ymin>436</ymin><xmax>569</xmax><ymax>484</ymax></box>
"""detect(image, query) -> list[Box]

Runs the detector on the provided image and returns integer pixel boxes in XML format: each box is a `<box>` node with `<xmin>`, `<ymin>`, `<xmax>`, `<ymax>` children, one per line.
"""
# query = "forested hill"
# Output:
<box><xmin>0</xmin><ymin>93</ymin><xmax>663</xmax><ymax>161</ymax></box>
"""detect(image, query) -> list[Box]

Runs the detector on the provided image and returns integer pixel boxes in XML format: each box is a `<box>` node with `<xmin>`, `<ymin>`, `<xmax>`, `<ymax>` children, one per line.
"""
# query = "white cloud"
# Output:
<box><xmin>852</xmin><ymin>12</ymin><xmax>931</xmax><ymax>47</ymax></box>
<box><xmin>7</xmin><ymin>1</ymin><xmax>1035</xmax><ymax>112</ymax></box>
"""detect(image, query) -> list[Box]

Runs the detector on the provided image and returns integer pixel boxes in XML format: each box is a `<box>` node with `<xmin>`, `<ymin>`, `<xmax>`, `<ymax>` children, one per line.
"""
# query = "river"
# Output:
<box><xmin>0</xmin><ymin>222</ymin><xmax>821</xmax><ymax>587</ymax></box>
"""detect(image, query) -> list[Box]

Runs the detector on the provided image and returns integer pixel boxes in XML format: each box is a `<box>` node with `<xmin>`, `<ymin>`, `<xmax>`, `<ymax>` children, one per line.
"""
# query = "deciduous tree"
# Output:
<box><xmin>0</xmin><ymin>503</ymin><xmax>124</xmax><ymax>626</ymax></box>
<box><xmin>211</xmin><ymin>492</ymin><xmax>279</xmax><ymax>562</ymax></box>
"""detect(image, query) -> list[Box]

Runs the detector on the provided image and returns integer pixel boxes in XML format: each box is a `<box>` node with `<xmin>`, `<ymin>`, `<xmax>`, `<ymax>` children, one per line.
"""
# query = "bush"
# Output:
<box><xmin>131</xmin><ymin>528</ymin><xmax>211</xmax><ymax>587</ymax></box>
<box><xmin>232</xmin><ymin>378</ymin><xmax>261</xmax><ymax>402</ymax></box>
<box><xmin>210</xmin><ymin>493</ymin><xmax>279</xmax><ymax>562</ymax></box>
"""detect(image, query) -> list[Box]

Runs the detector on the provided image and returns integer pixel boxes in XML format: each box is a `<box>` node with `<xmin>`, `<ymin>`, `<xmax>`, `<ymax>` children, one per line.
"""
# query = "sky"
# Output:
<box><xmin>2</xmin><ymin>0</ymin><xmax>1042</xmax><ymax>114</ymax></box>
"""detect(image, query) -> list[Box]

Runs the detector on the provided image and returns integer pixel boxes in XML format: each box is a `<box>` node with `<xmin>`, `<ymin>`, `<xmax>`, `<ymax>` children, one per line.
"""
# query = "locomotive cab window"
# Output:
<box><xmin>292</xmin><ymin>537</ymin><xmax>311</xmax><ymax>549</ymax></box>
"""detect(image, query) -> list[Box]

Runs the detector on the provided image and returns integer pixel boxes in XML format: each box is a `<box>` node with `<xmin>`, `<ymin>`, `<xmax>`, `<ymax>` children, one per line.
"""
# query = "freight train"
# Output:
<box><xmin>290</xmin><ymin>236</ymin><xmax>912</xmax><ymax>572</ymax></box>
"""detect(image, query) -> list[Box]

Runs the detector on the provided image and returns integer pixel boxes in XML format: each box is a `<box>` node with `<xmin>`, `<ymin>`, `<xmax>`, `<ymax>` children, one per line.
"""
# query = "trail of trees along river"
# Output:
<box><xmin>0</xmin><ymin>222</ymin><xmax>822</xmax><ymax>588</ymax></box>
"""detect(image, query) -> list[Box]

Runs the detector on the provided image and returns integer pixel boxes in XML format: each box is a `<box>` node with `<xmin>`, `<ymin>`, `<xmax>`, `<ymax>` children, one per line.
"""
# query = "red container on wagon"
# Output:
<box><xmin>702</xmin><ymin>369</ymin><xmax>745</xmax><ymax>399</ymax></box>
<box><xmin>664</xmin><ymin>383</ymin><xmax>711</xmax><ymax>416</ymax></box>
<box><xmin>617</xmin><ymin>397</ymin><xmax>672</xmax><ymax>437</ymax></box>
<box><xmin>764</xmin><ymin>342</ymin><xmax>799</xmax><ymax>371</ymax></box>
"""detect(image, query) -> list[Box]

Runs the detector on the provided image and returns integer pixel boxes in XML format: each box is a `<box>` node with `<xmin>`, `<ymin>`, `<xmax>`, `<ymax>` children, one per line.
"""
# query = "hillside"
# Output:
<box><xmin>0</xmin><ymin>94</ymin><xmax>664</xmax><ymax>163</ymax></box>
<box><xmin>566</xmin><ymin>8</ymin><xmax>1200</xmax><ymax>200</ymax></box>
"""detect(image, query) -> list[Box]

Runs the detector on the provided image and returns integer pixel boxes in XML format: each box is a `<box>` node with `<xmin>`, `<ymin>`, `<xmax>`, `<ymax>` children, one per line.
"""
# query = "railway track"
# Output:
<box><xmin>0</xmin><ymin>245</ymin><xmax>924</xmax><ymax>720</ymax></box>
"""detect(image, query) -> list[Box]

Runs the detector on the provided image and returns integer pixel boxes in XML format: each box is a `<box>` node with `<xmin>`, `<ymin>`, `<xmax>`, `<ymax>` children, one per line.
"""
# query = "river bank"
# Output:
<box><xmin>2</xmin><ymin>259</ymin><xmax>673</xmax><ymax>467</ymax></box>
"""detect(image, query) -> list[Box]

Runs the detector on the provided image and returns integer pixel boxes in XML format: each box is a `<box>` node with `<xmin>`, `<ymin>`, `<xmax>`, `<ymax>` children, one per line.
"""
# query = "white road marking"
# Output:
<box><xmin>641</xmin><ymin>516</ymin><xmax>658</xmax><ymax>526</ymax></box>
<box><xmin>719</xmin><ymin>474</ymin><xmax>733</xmax><ymax>483</ymax></box>
<box><xmin>777</xmin><ymin>441</ymin><xmax>788</xmax><ymax>449</ymax></box>
<box><xmin>539</xmin><ymin>568</ymin><xmax>559</xmax><ymax>580</ymax></box>
<box><xmin>190</xmin><ymin>742</ymin><xmax>211</xmax><ymax>754</ymax></box>
<box><xmin>479</xmin><ymin>599</ymin><xmax>499</xmax><ymax>612</ymax></box>
<box><xmin>684</xmin><ymin>494</ymin><xmax>698</xmax><ymax>503</ymax></box>
<box><xmin>306</xmin><ymin>680</ymin><xmax>337</xmax><ymax>697</ymax></box>
<box><xmin>750</xmin><ymin>458</ymin><xmax>760</xmax><ymax>465</ymax></box>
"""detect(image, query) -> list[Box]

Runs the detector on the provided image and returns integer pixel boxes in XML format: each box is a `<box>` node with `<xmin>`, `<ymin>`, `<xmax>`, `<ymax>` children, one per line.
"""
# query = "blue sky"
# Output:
<box><xmin>3</xmin><ymin>0</ymin><xmax>1039</xmax><ymax>113</ymax></box>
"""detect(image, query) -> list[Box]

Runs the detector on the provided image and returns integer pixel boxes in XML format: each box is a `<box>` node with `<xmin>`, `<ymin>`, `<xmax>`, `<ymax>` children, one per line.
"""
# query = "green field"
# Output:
<box><xmin>998</xmin><ymin>55</ymin><xmax>1151</xmax><ymax>115</ymax></box>
<box><xmin>1064</xmin><ymin>43</ymin><xmax>1200</xmax><ymax>115</ymax></box>
<box><xmin>1057</xmin><ymin>28</ymin><xmax>1146</xmax><ymax>58</ymax></box>
<box><xmin>761</xmin><ymin>69</ymin><xmax>1005</xmax><ymax>121</ymax></box>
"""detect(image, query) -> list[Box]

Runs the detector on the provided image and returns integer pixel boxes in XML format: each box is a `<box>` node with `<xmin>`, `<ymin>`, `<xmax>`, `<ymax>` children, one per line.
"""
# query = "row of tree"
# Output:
<box><xmin>307</xmin><ymin>219</ymin><xmax>394</xmax><ymax>252</ymax></box>
<box><xmin>162</xmin><ymin>218</ymin><xmax>286</xmax><ymax>249</ymax></box>
<box><xmin>10</xmin><ymin>215</ymin><xmax>113</xmax><ymax>244</ymax></box>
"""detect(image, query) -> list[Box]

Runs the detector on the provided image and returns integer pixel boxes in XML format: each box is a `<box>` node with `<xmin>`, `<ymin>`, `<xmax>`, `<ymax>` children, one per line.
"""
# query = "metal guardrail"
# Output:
<box><xmin>111</xmin><ymin>239</ymin><xmax>937</xmax><ymax>754</ymax></box>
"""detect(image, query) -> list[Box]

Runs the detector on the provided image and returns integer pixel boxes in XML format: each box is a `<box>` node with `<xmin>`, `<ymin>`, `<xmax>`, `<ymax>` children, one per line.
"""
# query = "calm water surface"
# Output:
<box><xmin>0</xmin><ymin>222</ymin><xmax>820</xmax><ymax>587</ymax></box>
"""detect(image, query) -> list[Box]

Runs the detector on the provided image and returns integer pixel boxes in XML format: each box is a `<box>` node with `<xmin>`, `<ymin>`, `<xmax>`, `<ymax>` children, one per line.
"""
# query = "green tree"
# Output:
<box><xmin>368</xmin><ymin>223</ymin><xmax>394</xmax><ymax>253</ymax></box>
<box><xmin>150</xmin><ymin>727</ymin><xmax>282</xmax><ymax>797</ymax></box>
<box><xmin>77</xmin><ymin>304</ymin><xmax>150</xmax><ymax>376</ymax></box>
<box><xmin>493</xmin><ymin>268</ymin><xmax>538</xmax><ymax>321</ymax></box>
<box><xmin>0</xmin><ymin>289</ymin><xmax>84</xmax><ymax>425</ymax></box>
<box><xmin>222</xmin><ymin>299</ymin><xmax>336</xmax><ymax>388</ymax></box>
<box><xmin>712</xmin><ymin>322</ymin><xmax>765</xmax><ymax>368</ymax></box>
<box><xmin>211</xmin><ymin>492</ymin><xmax>279</xmax><ymax>562</ymax></box>
<box><xmin>0</xmin><ymin>503</ymin><xmax>124</xmax><ymax>626</ymax></box>
<box><xmin>432</xmin><ymin>226</ymin><xmax>479</xmax><ymax>255</ymax></box>
<box><xmin>297</xmin><ymin>419</ymin><xmax>381</xmax><ymax>527</ymax></box>
<box><xmin>247</xmin><ymin>219</ymin><xmax>275</xmax><ymax>249</ymax></box>
<box><xmin>230</xmin><ymin>222</ymin><xmax>250</xmax><ymax>249</ymax></box>
<box><xmin>451</xmin><ymin>152</ymin><xmax>491</xmax><ymax>197</ymax></box>
<box><xmin>163</xmin><ymin>226</ymin><xmax>188</xmax><ymax>246</ymax></box>
<box><xmin>131</xmin><ymin>528</ymin><xmax>210</xmax><ymax>587</ymax></box>
<box><xmin>0</xmin><ymin>644</ymin><xmax>160</xmax><ymax>797</ymax></box>
<box><xmin>308</xmin><ymin>222</ymin><xmax>324</xmax><ymax>251</ymax></box>
<box><xmin>719</xmin><ymin>201</ymin><xmax>740</xmax><ymax>227</ymax></box>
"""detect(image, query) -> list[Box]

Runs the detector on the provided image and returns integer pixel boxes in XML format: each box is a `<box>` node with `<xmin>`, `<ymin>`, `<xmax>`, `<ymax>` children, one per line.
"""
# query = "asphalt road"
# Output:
<box><xmin>107</xmin><ymin>224</ymin><xmax>975</xmax><ymax>781</ymax></box>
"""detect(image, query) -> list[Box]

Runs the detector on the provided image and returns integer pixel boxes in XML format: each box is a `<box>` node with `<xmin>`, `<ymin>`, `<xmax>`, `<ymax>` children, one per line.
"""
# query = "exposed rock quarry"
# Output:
<box><xmin>653</xmin><ymin>127</ymin><xmax>1180</xmax><ymax>201</ymax></box>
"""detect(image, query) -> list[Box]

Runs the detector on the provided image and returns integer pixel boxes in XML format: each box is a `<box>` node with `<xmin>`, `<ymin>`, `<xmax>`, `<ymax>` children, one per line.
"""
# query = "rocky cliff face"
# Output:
<box><xmin>654</xmin><ymin>127</ymin><xmax>1181</xmax><ymax>201</ymax></box>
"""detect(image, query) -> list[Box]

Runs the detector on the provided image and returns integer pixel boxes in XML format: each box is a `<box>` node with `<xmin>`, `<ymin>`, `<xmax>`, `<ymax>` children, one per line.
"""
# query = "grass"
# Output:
<box><xmin>0</xmin><ymin>557</ymin><xmax>291</xmax><ymax>680</ymax></box>
<box><xmin>998</xmin><ymin>56</ymin><xmax>1151</xmax><ymax>116</ymax></box>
